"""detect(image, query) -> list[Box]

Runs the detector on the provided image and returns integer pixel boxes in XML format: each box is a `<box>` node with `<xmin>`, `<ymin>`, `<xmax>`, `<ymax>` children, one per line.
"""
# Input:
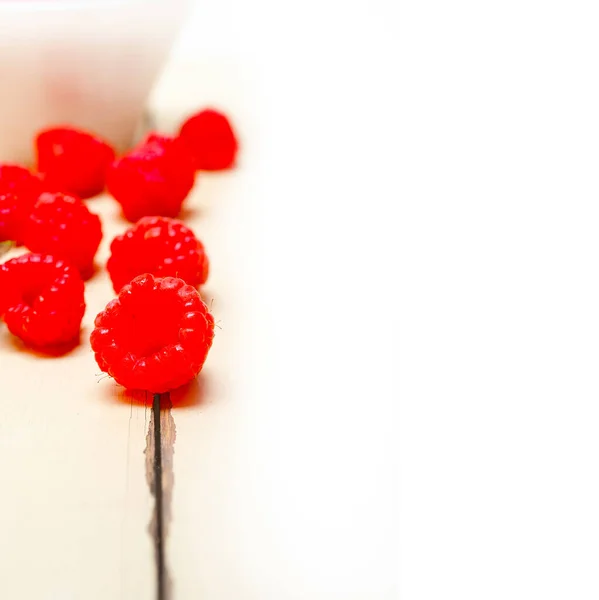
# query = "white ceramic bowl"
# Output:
<box><xmin>0</xmin><ymin>0</ymin><xmax>190</xmax><ymax>163</ymax></box>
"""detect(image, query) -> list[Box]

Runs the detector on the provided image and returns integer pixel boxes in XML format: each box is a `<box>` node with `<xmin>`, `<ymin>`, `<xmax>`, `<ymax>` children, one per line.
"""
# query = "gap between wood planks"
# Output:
<box><xmin>145</xmin><ymin>393</ymin><xmax>176</xmax><ymax>600</ymax></box>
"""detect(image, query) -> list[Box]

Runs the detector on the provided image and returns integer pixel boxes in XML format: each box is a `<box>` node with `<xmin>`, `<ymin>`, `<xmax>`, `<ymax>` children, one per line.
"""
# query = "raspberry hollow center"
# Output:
<box><xmin>18</xmin><ymin>273</ymin><xmax>55</xmax><ymax>307</ymax></box>
<box><xmin>118</xmin><ymin>296</ymin><xmax>183</xmax><ymax>359</ymax></box>
<box><xmin>21</xmin><ymin>286</ymin><xmax>44</xmax><ymax>307</ymax></box>
<box><xmin>135</xmin><ymin>321</ymin><xmax>180</xmax><ymax>357</ymax></box>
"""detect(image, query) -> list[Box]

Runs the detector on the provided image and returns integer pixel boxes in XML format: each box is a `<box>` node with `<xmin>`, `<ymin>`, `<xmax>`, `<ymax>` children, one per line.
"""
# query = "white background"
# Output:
<box><xmin>394</xmin><ymin>1</ymin><xmax>599</xmax><ymax>599</ymax></box>
<box><xmin>175</xmin><ymin>0</ymin><xmax>599</xmax><ymax>598</ymax></box>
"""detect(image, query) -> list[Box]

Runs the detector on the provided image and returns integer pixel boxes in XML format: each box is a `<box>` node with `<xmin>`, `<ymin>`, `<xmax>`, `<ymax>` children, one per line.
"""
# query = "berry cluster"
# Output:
<box><xmin>0</xmin><ymin>108</ymin><xmax>237</xmax><ymax>392</ymax></box>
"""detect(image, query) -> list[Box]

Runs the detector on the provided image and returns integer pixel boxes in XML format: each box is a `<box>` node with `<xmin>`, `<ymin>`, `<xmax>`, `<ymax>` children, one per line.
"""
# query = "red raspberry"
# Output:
<box><xmin>178</xmin><ymin>108</ymin><xmax>238</xmax><ymax>171</ymax></box>
<box><xmin>23</xmin><ymin>192</ymin><xmax>102</xmax><ymax>278</ymax></box>
<box><xmin>91</xmin><ymin>273</ymin><xmax>214</xmax><ymax>392</ymax></box>
<box><xmin>107</xmin><ymin>216</ymin><xmax>209</xmax><ymax>293</ymax></box>
<box><xmin>36</xmin><ymin>126</ymin><xmax>116</xmax><ymax>199</ymax></box>
<box><xmin>0</xmin><ymin>192</ymin><xmax>29</xmax><ymax>245</ymax></box>
<box><xmin>0</xmin><ymin>165</ymin><xmax>44</xmax><ymax>244</ymax></box>
<box><xmin>0</xmin><ymin>253</ymin><xmax>85</xmax><ymax>347</ymax></box>
<box><xmin>0</xmin><ymin>164</ymin><xmax>44</xmax><ymax>197</ymax></box>
<box><xmin>106</xmin><ymin>133</ymin><xmax>196</xmax><ymax>222</ymax></box>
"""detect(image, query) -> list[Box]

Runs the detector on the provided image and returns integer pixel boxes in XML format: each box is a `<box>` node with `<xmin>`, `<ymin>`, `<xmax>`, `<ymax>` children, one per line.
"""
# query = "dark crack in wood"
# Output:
<box><xmin>145</xmin><ymin>393</ymin><xmax>177</xmax><ymax>600</ymax></box>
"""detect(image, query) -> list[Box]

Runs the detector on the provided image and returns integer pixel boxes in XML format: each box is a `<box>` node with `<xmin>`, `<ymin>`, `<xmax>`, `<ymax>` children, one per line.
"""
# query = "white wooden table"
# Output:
<box><xmin>0</xmin><ymin>2</ymin><xmax>399</xmax><ymax>596</ymax></box>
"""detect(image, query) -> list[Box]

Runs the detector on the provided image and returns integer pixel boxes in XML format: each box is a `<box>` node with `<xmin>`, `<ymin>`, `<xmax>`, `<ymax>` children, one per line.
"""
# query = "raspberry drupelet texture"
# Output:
<box><xmin>0</xmin><ymin>192</ymin><xmax>29</xmax><ymax>245</ymax></box>
<box><xmin>36</xmin><ymin>126</ymin><xmax>116</xmax><ymax>199</ymax></box>
<box><xmin>106</xmin><ymin>133</ymin><xmax>196</xmax><ymax>222</ymax></box>
<box><xmin>0</xmin><ymin>253</ymin><xmax>85</xmax><ymax>347</ymax></box>
<box><xmin>107</xmin><ymin>216</ymin><xmax>209</xmax><ymax>293</ymax></box>
<box><xmin>23</xmin><ymin>192</ymin><xmax>102</xmax><ymax>278</ymax></box>
<box><xmin>0</xmin><ymin>164</ymin><xmax>44</xmax><ymax>198</ymax></box>
<box><xmin>0</xmin><ymin>165</ymin><xmax>44</xmax><ymax>244</ymax></box>
<box><xmin>178</xmin><ymin>108</ymin><xmax>238</xmax><ymax>171</ymax></box>
<box><xmin>91</xmin><ymin>273</ymin><xmax>215</xmax><ymax>393</ymax></box>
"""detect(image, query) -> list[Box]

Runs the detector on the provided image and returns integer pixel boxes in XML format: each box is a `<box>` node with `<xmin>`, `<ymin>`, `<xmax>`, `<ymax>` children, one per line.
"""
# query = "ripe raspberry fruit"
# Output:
<box><xmin>178</xmin><ymin>108</ymin><xmax>238</xmax><ymax>171</ymax></box>
<box><xmin>36</xmin><ymin>126</ymin><xmax>116</xmax><ymax>199</ymax></box>
<box><xmin>24</xmin><ymin>192</ymin><xmax>102</xmax><ymax>278</ymax></box>
<box><xmin>107</xmin><ymin>216</ymin><xmax>209</xmax><ymax>293</ymax></box>
<box><xmin>106</xmin><ymin>133</ymin><xmax>196</xmax><ymax>222</ymax></box>
<box><xmin>0</xmin><ymin>164</ymin><xmax>44</xmax><ymax>198</ymax></box>
<box><xmin>91</xmin><ymin>273</ymin><xmax>214</xmax><ymax>392</ymax></box>
<box><xmin>0</xmin><ymin>192</ymin><xmax>29</xmax><ymax>245</ymax></box>
<box><xmin>0</xmin><ymin>165</ymin><xmax>44</xmax><ymax>244</ymax></box>
<box><xmin>0</xmin><ymin>253</ymin><xmax>85</xmax><ymax>347</ymax></box>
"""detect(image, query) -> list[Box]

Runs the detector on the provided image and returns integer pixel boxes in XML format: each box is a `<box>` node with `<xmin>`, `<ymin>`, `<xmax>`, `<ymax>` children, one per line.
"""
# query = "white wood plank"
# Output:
<box><xmin>153</xmin><ymin>51</ymin><xmax>397</xmax><ymax>599</ymax></box>
<box><xmin>0</xmin><ymin>195</ymin><xmax>158</xmax><ymax>599</ymax></box>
